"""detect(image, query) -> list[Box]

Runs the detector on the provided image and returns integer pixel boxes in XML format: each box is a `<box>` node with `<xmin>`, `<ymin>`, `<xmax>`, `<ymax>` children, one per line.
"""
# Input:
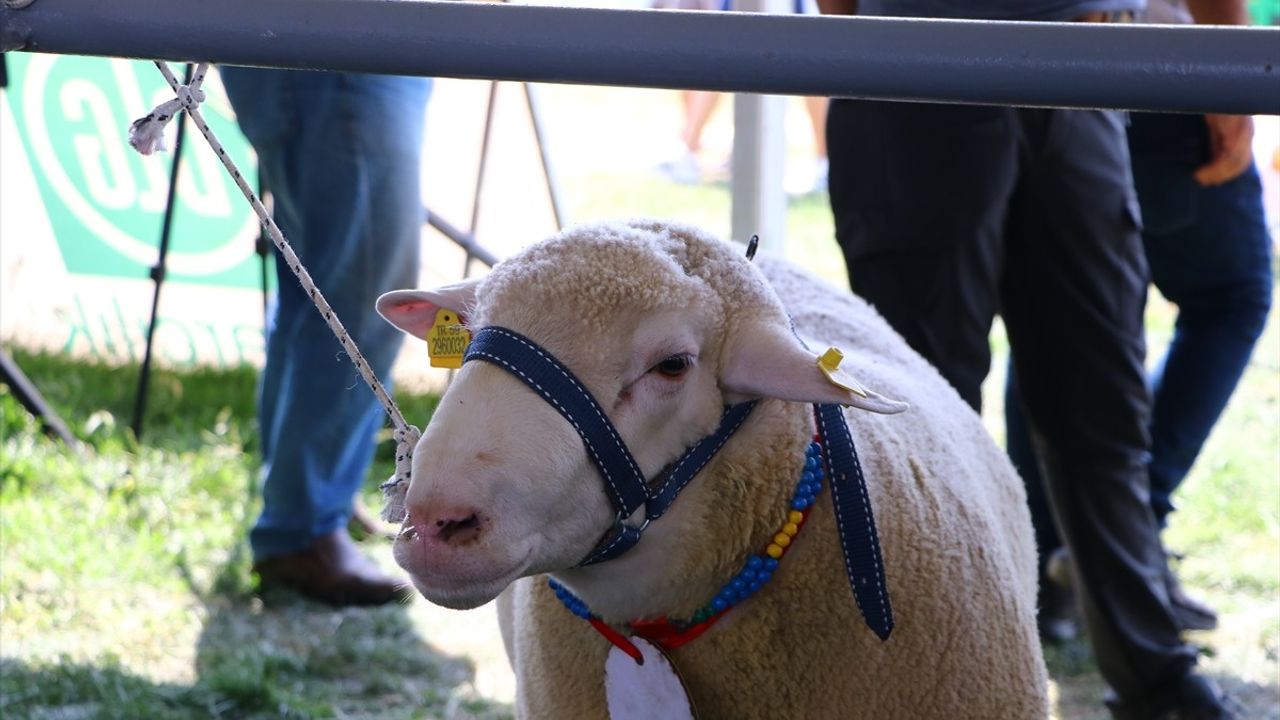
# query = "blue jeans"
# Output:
<box><xmin>219</xmin><ymin>68</ymin><xmax>432</xmax><ymax>561</ymax></box>
<box><xmin>1008</xmin><ymin>112</ymin><xmax>1273</xmax><ymax>557</ymax></box>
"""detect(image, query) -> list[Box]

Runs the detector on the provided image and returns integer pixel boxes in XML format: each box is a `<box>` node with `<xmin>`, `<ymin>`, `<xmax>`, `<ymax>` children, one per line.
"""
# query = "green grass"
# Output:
<box><xmin>0</xmin><ymin>352</ymin><xmax>505</xmax><ymax>720</ymax></box>
<box><xmin>2</xmin><ymin>172</ymin><xmax>1277</xmax><ymax>717</ymax></box>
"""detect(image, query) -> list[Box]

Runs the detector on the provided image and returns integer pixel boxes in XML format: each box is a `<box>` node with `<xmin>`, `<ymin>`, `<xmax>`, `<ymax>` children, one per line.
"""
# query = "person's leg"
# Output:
<box><xmin>826</xmin><ymin>99</ymin><xmax>1017</xmax><ymax>408</ymax></box>
<box><xmin>222</xmin><ymin>69</ymin><xmax>431</xmax><ymax>562</ymax></box>
<box><xmin>1002</xmin><ymin>107</ymin><xmax>1211</xmax><ymax>716</ymax></box>
<box><xmin>1004</xmin><ymin>372</ymin><xmax>1077</xmax><ymax>640</ymax></box>
<box><xmin>1128</xmin><ymin>113</ymin><xmax>1274</xmax><ymax>527</ymax></box>
<box><xmin>680</xmin><ymin>90</ymin><xmax>721</xmax><ymax>154</ymax></box>
<box><xmin>804</xmin><ymin>95</ymin><xmax>828</xmax><ymax>160</ymax></box>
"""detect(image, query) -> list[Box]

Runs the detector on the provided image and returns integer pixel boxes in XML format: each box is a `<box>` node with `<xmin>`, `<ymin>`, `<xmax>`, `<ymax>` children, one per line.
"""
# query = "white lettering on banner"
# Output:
<box><xmin>110</xmin><ymin>59</ymin><xmax>172</xmax><ymax>213</ymax></box>
<box><xmin>22</xmin><ymin>56</ymin><xmax>260</xmax><ymax>277</ymax></box>
<box><xmin>63</xmin><ymin>78</ymin><xmax>137</xmax><ymax>210</ymax></box>
<box><xmin>57</xmin><ymin>294</ymin><xmax>266</xmax><ymax>369</ymax></box>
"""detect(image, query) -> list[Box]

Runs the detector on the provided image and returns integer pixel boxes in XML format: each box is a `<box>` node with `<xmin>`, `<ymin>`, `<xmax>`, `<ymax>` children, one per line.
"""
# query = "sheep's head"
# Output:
<box><xmin>377</xmin><ymin>220</ymin><xmax>904</xmax><ymax>610</ymax></box>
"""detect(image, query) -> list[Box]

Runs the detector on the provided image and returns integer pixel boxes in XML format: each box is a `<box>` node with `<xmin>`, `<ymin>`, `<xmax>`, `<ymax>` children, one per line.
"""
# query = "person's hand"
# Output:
<box><xmin>1194</xmin><ymin>114</ymin><xmax>1253</xmax><ymax>186</ymax></box>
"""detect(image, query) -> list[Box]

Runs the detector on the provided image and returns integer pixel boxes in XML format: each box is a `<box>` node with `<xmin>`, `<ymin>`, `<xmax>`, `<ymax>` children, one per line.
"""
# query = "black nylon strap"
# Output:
<box><xmin>578</xmin><ymin>402</ymin><xmax>758</xmax><ymax>566</ymax></box>
<box><xmin>578</xmin><ymin>522</ymin><xmax>643</xmax><ymax>567</ymax></box>
<box><xmin>465</xmin><ymin>326</ymin><xmax>649</xmax><ymax>516</ymax></box>
<box><xmin>815</xmin><ymin>403</ymin><xmax>894</xmax><ymax>640</ymax></box>
<box><xmin>646</xmin><ymin>401</ymin><xmax>757</xmax><ymax>521</ymax></box>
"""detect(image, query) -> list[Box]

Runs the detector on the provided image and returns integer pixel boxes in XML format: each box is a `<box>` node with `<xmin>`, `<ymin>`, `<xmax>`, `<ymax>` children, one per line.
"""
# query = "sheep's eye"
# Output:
<box><xmin>653</xmin><ymin>355</ymin><xmax>690</xmax><ymax>378</ymax></box>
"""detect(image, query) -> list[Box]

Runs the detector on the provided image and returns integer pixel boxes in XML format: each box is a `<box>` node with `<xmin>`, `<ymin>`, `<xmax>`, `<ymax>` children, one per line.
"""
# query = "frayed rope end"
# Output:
<box><xmin>128</xmin><ymin>113</ymin><xmax>172</xmax><ymax>155</ymax></box>
<box><xmin>127</xmin><ymin>86</ymin><xmax>205</xmax><ymax>156</ymax></box>
<box><xmin>379</xmin><ymin>477</ymin><xmax>408</xmax><ymax>524</ymax></box>
<box><xmin>380</xmin><ymin>425</ymin><xmax>420</xmax><ymax>524</ymax></box>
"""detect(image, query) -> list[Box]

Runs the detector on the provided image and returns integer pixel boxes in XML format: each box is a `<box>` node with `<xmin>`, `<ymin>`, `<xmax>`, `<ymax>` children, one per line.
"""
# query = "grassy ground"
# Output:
<box><xmin>2</xmin><ymin>172</ymin><xmax>1278</xmax><ymax>718</ymax></box>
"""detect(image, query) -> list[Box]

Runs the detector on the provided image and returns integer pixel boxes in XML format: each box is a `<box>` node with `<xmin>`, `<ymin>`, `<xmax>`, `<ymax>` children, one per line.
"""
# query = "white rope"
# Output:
<box><xmin>128</xmin><ymin>61</ymin><xmax>416</xmax><ymax>523</ymax></box>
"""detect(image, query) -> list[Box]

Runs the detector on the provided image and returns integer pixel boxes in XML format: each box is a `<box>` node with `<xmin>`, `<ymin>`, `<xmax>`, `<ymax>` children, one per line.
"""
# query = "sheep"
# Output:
<box><xmin>377</xmin><ymin>219</ymin><xmax>1049</xmax><ymax>719</ymax></box>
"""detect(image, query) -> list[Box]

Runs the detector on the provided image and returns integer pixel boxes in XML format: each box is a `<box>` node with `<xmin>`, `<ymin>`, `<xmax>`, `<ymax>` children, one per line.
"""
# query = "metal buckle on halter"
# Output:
<box><xmin>580</xmin><ymin>509</ymin><xmax>651</xmax><ymax>567</ymax></box>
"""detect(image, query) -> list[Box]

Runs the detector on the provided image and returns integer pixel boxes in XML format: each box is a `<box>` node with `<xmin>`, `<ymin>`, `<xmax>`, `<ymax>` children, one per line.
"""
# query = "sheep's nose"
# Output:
<box><xmin>400</xmin><ymin>506</ymin><xmax>488</xmax><ymax>549</ymax></box>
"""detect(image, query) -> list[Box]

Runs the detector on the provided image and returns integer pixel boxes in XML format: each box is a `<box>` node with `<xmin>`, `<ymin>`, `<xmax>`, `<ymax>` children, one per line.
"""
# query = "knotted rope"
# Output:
<box><xmin>128</xmin><ymin>61</ymin><xmax>416</xmax><ymax>523</ymax></box>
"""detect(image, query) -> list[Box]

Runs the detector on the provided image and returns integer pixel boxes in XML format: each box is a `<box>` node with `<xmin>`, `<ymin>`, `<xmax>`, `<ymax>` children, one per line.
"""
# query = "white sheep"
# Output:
<box><xmin>377</xmin><ymin>219</ymin><xmax>1048</xmax><ymax>719</ymax></box>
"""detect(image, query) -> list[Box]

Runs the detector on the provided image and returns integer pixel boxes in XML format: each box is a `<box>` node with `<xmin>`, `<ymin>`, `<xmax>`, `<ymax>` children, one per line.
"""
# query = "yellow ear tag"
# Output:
<box><xmin>817</xmin><ymin>347</ymin><xmax>869</xmax><ymax>398</ymax></box>
<box><xmin>426</xmin><ymin>309</ymin><xmax>471</xmax><ymax>369</ymax></box>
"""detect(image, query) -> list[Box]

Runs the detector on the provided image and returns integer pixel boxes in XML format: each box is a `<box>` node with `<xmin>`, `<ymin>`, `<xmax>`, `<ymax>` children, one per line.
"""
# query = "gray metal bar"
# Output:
<box><xmin>522</xmin><ymin>83</ymin><xmax>565</xmax><ymax>231</ymax></box>
<box><xmin>424</xmin><ymin>208</ymin><xmax>501</xmax><ymax>269</ymax></box>
<box><xmin>2</xmin><ymin>0</ymin><xmax>1278</xmax><ymax>114</ymax></box>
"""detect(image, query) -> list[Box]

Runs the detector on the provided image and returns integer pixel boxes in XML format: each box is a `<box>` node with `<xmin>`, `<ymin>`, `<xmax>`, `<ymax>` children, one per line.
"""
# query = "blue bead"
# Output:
<box><xmin>748</xmin><ymin>578</ymin><xmax>764</xmax><ymax>592</ymax></box>
<box><xmin>731</xmin><ymin>578</ymin><xmax>747</xmax><ymax>593</ymax></box>
<box><xmin>805</xmin><ymin>456</ymin><xmax>819</xmax><ymax>470</ymax></box>
<box><xmin>764</xmin><ymin>557</ymin><xmax>779</xmax><ymax>571</ymax></box>
<box><xmin>712</xmin><ymin>597</ymin><xmax>727</xmax><ymax>612</ymax></box>
<box><xmin>791</xmin><ymin>498</ymin><xmax>806</xmax><ymax>510</ymax></box>
<box><xmin>809</xmin><ymin>442</ymin><xmax>821</xmax><ymax>454</ymax></box>
<box><xmin>801</xmin><ymin>471</ymin><xmax>816</xmax><ymax>485</ymax></box>
<box><xmin>747</xmin><ymin>556</ymin><xmax>762</xmax><ymax>569</ymax></box>
<box><xmin>741</xmin><ymin>568</ymin><xmax>758</xmax><ymax>582</ymax></box>
<box><xmin>813</xmin><ymin>467</ymin><xmax>824</xmax><ymax>480</ymax></box>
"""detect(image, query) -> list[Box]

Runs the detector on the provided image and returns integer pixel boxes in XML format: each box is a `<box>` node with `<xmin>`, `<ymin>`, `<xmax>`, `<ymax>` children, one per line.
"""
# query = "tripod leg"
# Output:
<box><xmin>131</xmin><ymin>63</ymin><xmax>194</xmax><ymax>441</ymax></box>
<box><xmin>0</xmin><ymin>350</ymin><xmax>80</xmax><ymax>449</ymax></box>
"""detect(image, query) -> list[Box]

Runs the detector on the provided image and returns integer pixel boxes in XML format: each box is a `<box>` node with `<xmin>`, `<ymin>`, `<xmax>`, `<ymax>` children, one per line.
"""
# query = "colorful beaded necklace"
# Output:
<box><xmin>548</xmin><ymin>437</ymin><xmax>825</xmax><ymax>662</ymax></box>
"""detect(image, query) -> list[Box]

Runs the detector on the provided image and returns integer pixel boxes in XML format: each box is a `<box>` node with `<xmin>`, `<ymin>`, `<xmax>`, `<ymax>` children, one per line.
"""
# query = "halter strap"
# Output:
<box><xmin>816</xmin><ymin>403</ymin><xmax>894</xmax><ymax>640</ymax></box>
<box><xmin>463</xmin><ymin>326</ymin><xmax>756</xmax><ymax>566</ymax></box>
<box><xmin>465</xmin><ymin>326</ymin><xmax>649</xmax><ymax>516</ymax></box>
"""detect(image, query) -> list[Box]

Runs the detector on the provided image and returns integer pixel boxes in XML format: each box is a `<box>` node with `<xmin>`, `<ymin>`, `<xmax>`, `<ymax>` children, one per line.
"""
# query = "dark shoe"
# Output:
<box><xmin>1165</xmin><ymin>565</ymin><xmax>1218</xmax><ymax>632</ymax></box>
<box><xmin>1106</xmin><ymin>671</ymin><xmax>1237</xmax><ymax>720</ymax></box>
<box><xmin>1038</xmin><ymin>577</ymin><xmax>1081</xmax><ymax>644</ymax></box>
<box><xmin>254</xmin><ymin>529</ymin><xmax>411</xmax><ymax>607</ymax></box>
<box><xmin>1038</xmin><ymin>547</ymin><xmax>1081</xmax><ymax>644</ymax></box>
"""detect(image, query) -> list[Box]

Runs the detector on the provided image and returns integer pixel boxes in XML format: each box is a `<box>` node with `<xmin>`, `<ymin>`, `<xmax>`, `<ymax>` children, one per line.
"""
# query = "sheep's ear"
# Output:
<box><xmin>376</xmin><ymin>280</ymin><xmax>480</xmax><ymax>340</ymax></box>
<box><xmin>720</xmin><ymin>321</ymin><xmax>908</xmax><ymax>414</ymax></box>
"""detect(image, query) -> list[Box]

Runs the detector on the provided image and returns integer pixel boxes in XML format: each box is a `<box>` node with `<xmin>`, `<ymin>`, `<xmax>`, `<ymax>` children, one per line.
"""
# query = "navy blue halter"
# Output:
<box><xmin>463</xmin><ymin>325</ymin><xmax>893</xmax><ymax>640</ymax></box>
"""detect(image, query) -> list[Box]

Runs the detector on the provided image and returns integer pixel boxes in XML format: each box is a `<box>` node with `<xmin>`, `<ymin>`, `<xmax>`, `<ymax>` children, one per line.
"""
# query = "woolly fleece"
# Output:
<box><xmin>477</xmin><ymin>220</ymin><xmax>1049</xmax><ymax>719</ymax></box>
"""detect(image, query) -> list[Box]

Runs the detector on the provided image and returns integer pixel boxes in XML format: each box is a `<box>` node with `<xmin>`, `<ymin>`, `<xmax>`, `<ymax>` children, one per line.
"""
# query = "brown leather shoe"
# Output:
<box><xmin>254</xmin><ymin>529</ymin><xmax>411</xmax><ymax>607</ymax></box>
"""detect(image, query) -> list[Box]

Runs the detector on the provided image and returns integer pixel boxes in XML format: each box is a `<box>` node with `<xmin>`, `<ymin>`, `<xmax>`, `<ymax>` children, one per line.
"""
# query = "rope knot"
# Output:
<box><xmin>381</xmin><ymin>424</ymin><xmax>421</xmax><ymax>523</ymax></box>
<box><xmin>176</xmin><ymin>85</ymin><xmax>207</xmax><ymax>109</ymax></box>
<box><xmin>127</xmin><ymin>63</ymin><xmax>209</xmax><ymax>156</ymax></box>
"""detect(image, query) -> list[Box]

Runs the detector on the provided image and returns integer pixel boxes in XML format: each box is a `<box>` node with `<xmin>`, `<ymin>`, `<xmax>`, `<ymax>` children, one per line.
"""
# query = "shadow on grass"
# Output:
<box><xmin>188</xmin><ymin>546</ymin><xmax>511</xmax><ymax>719</ymax></box>
<box><xmin>0</xmin><ymin>549</ymin><xmax>510</xmax><ymax>720</ymax></box>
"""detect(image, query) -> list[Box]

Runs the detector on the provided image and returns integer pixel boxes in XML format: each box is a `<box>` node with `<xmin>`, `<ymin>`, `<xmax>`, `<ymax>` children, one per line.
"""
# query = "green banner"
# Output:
<box><xmin>6</xmin><ymin>54</ymin><xmax>270</xmax><ymax>290</ymax></box>
<box><xmin>1251</xmin><ymin>0</ymin><xmax>1279</xmax><ymax>24</ymax></box>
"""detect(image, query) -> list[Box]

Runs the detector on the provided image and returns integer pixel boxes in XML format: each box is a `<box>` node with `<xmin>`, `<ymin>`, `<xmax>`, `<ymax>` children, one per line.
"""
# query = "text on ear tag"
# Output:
<box><xmin>426</xmin><ymin>309</ymin><xmax>471</xmax><ymax>369</ymax></box>
<box><xmin>817</xmin><ymin>347</ymin><xmax>869</xmax><ymax>398</ymax></box>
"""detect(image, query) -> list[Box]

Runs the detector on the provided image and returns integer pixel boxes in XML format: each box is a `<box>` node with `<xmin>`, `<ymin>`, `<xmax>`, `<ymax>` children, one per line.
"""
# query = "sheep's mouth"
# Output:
<box><xmin>406</xmin><ymin>547</ymin><xmax>532</xmax><ymax>610</ymax></box>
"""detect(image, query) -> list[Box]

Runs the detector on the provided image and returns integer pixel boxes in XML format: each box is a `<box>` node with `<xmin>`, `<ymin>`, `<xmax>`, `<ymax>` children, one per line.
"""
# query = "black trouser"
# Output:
<box><xmin>826</xmin><ymin>100</ymin><xmax>1197</xmax><ymax>704</ymax></box>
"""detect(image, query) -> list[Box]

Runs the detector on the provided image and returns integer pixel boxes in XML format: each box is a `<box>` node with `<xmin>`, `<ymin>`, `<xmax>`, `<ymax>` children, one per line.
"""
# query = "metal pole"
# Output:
<box><xmin>731</xmin><ymin>0</ymin><xmax>789</xmax><ymax>252</ymax></box>
<box><xmin>425</xmin><ymin>208</ymin><xmax>502</xmax><ymax>269</ymax></box>
<box><xmin>3</xmin><ymin>1</ymin><xmax>1278</xmax><ymax>115</ymax></box>
<box><xmin>522</xmin><ymin>83</ymin><xmax>565</xmax><ymax>231</ymax></box>
<box><xmin>256</xmin><ymin>167</ymin><xmax>271</xmax><ymax>327</ymax></box>
<box><xmin>470</xmin><ymin>80</ymin><xmax>498</xmax><ymax>242</ymax></box>
<box><xmin>131</xmin><ymin>62</ymin><xmax>193</xmax><ymax>441</ymax></box>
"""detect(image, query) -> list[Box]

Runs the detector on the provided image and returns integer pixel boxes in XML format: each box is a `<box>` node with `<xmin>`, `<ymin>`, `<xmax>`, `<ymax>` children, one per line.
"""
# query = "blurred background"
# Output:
<box><xmin>1</xmin><ymin>3</ymin><xmax>1277</xmax><ymax>718</ymax></box>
